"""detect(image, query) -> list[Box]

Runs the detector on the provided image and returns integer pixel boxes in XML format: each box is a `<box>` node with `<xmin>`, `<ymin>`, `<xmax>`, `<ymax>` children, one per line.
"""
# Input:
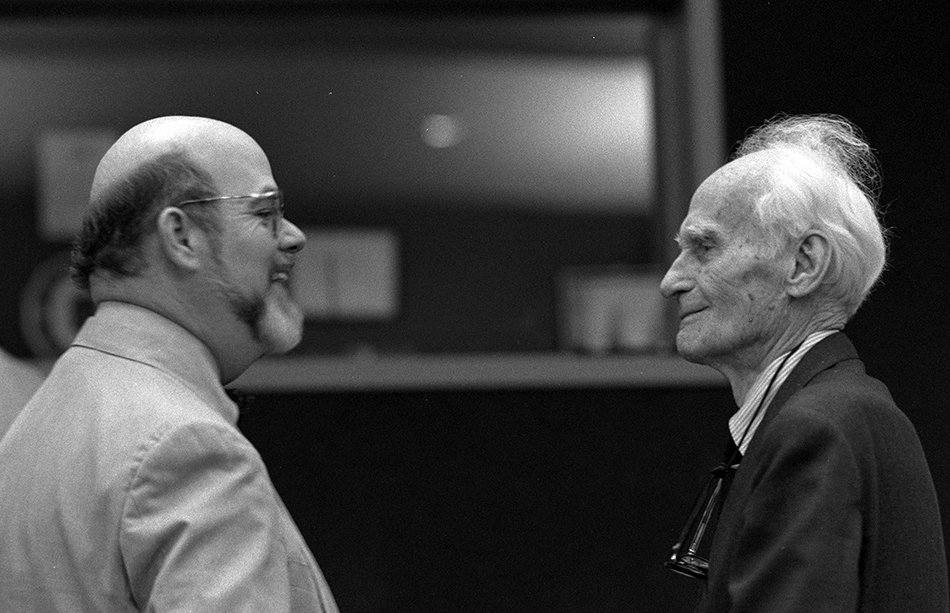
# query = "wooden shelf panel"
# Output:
<box><xmin>229</xmin><ymin>352</ymin><xmax>726</xmax><ymax>392</ymax></box>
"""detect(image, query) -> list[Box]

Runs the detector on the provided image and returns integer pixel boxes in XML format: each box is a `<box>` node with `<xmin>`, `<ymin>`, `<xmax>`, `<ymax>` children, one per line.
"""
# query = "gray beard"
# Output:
<box><xmin>225</xmin><ymin>286</ymin><xmax>266</xmax><ymax>342</ymax></box>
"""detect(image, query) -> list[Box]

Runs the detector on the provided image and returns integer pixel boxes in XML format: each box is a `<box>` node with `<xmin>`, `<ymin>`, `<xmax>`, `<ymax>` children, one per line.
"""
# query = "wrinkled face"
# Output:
<box><xmin>200</xmin><ymin>134</ymin><xmax>307</xmax><ymax>356</ymax></box>
<box><xmin>659</xmin><ymin>163</ymin><xmax>791</xmax><ymax>371</ymax></box>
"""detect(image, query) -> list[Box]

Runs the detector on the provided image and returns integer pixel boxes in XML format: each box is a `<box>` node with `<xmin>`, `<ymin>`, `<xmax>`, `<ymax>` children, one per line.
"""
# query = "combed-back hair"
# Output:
<box><xmin>733</xmin><ymin>113</ymin><xmax>888</xmax><ymax>318</ymax></box>
<box><xmin>71</xmin><ymin>150</ymin><xmax>218</xmax><ymax>290</ymax></box>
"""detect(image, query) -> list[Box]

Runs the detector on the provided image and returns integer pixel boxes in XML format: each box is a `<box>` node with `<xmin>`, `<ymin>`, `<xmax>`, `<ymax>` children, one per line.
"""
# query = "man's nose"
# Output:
<box><xmin>659</xmin><ymin>254</ymin><xmax>687</xmax><ymax>298</ymax></box>
<box><xmin>279</xmin><ymin>218</ymin><xmax>306</xmax><ymax>254</ymax></box>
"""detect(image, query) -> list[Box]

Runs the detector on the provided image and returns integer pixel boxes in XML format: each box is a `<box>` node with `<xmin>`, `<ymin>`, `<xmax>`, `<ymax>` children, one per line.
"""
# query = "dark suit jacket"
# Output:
<box><xmin>698</xmin><ymin>333</ymin><xmax>949</xmax><ymax>612</ymax></box>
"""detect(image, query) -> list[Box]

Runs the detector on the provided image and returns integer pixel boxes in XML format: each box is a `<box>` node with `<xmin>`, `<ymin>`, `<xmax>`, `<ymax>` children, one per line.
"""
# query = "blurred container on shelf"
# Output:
<box><xmin>558</xmin><ymin>266</ymin><xmax>668</xmax><ymax>355</ymax></box>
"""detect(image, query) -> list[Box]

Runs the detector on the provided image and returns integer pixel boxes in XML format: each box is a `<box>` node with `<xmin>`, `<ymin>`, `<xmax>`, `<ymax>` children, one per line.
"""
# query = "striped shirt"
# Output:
<box><xmin>729</xmin><ymin>330</ymin><xmax>838</xmax><ymax>455</ymax></box>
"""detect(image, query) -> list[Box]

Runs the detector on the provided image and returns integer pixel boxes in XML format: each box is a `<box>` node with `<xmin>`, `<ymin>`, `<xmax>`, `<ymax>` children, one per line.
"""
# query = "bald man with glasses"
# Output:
<box><xmin>0</xmin><ymin>116</ymin><xmax>338</xmax><ymax>612</ymax></box>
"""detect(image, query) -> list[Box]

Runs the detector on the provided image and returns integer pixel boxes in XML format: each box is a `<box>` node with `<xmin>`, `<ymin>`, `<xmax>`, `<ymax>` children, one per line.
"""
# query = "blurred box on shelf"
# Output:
<box><xmin>558</xmin><ymin>266</ymin><xmax>668</xmax><ymax>355</ymax></box>
<box><xmin>292</xmin><ymin>227</ymin><xmax>399</xmax><ymax>320</ymax></box>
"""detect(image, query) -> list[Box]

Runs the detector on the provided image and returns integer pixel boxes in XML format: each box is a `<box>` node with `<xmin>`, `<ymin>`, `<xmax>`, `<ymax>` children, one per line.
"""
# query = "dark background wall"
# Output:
<box><xmin>244</xmin><ymin>4</ymin><xmax>950</xmax><ymax>610</ymax></box>
<box><xmin>1</xmin><ymin>2</ymin><xmax>948</xmax><ymax>611</ymax></box>
<box><xmin>239</xmin><ymin>387</ymin><xmax>733</xmax><ymax>612</ymax></box>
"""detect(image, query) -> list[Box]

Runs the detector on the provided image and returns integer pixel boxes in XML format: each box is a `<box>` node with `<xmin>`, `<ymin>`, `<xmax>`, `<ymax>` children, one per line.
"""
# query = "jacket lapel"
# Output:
<box><xmin>744</xmin><ymin>332</ymin><xmax>858</xmax><ymax>460</ymax></box>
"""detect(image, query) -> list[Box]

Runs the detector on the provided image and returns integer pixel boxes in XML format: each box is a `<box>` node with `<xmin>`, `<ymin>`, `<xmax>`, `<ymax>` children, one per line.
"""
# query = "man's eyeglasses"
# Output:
<box><xmin>665</xmin><ymin>460</ymin><xmax>737</xmax><ymax>579</ymax></box>
<box><xmin>177</xmin><ymin>190</ymin><xmax>284</xmax><ymax>236</ymax></box>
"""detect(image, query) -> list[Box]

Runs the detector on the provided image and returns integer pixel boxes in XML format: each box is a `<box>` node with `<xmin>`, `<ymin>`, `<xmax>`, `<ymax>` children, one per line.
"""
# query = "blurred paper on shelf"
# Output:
<box><xmin>35</xmin><ymin>128</ymin><xmax>117</xmax><ymax>241</ymax></box>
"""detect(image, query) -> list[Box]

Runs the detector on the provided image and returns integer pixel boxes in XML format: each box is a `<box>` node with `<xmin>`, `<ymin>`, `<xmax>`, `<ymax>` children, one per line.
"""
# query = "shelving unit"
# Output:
<box><xmin>9</xmin><ymin>3</ymin><xmax>727</xmax><ymax>400</ymax></box>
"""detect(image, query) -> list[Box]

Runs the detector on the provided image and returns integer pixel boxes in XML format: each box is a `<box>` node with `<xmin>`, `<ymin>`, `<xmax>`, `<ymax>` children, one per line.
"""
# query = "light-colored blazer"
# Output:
<box><xmin>0</xmin><ymin>302</ymin><xmax>338</xmax><ymax>612</ymax></box>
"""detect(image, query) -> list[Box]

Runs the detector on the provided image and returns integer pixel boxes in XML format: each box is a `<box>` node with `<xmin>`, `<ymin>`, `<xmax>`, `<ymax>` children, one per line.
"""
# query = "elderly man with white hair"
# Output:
<box><xmin>661</xmin><ymin>114</ymin><xmax>948</xmax><ymax>612</ymax></box>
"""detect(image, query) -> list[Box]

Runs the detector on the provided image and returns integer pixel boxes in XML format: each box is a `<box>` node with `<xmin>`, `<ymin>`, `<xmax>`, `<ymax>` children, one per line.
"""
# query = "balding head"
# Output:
<box><xmin>91</xmin><ymin>116</ymin><xmax>268</xmax><ymax>204</ymax></box>
<box><xmin>72</xmin><ymin>116</ymin><xmax>275</xmax><ymax>291</ymax></box>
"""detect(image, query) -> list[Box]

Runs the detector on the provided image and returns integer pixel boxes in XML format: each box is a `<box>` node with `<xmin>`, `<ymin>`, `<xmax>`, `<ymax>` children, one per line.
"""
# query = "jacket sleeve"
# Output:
<box><xmin>726</xmin><ymin>406</ymin><xmax>864</xmax><ymax>612</ymax></box>
<box><xmin>119</xmin><ymin>420</ymin><xmax>296</xmax><ymax>612</ymax></box>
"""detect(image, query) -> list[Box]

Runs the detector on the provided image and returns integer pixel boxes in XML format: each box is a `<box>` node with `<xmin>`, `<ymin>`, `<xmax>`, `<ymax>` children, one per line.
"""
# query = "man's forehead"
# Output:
<box><xmin>683</xmin><ymin>161</ymin><xmax>766</xmax><ymax>233</ymax></box>
<box><xmin>679</xmin><ymin>196</ymin><xmax>741</xmax><ymax>239</ymax></box>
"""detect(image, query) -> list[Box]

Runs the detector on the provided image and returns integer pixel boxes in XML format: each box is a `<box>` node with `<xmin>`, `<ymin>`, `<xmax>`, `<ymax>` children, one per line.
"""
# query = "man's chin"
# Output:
<box><xmin>264</xmin><ymin>329</ymin><xmax>303</xmax><ymax>355</ymax></box>
<box><xmin>674</xmin><ymin>333</ymin><xmax>710</xmax><ymax>365</ymax></box>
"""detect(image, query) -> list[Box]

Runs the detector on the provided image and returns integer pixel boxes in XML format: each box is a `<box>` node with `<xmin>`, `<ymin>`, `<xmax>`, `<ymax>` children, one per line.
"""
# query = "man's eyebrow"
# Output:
<box><xmin>675</xmin><ymin>225</ymin><xmax>719</xmax><ymax>246</ymax></box>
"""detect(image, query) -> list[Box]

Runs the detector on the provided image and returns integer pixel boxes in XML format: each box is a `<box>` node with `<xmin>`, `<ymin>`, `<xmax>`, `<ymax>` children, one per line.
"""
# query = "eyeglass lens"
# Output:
<box><xmin>247</xmin><ymin>193</ymin><xmax>284</xmax><ymax>237</ymax></box>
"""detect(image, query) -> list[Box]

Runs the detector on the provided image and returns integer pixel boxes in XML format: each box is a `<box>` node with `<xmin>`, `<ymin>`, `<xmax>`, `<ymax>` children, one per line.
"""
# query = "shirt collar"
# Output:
<box><xmin>728</xmin><ymin>329</ymin><xmax>838</xmax><ymax>454</ymax></box>
<box><xmin>70</xmin><ymin>301</ymin><xmax>239</xmax><ymax>425</ymax></box>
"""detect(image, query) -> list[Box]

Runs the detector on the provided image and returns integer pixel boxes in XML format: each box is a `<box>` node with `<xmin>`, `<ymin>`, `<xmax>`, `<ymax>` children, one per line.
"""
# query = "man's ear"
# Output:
<box><xmin>155</xmin><ymin>207</ymin><xmax>206</xmax><ymax>271</ymax></box>
<box><xmin>787</xmin><ymin>232</ymin><xmax>831</xmax><ymax>298</ymax></box>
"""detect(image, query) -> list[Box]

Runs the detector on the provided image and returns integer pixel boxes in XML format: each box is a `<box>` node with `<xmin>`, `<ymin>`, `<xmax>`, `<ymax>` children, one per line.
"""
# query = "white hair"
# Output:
<box><xmin>734</xmin><ymin>114</ymin><xmax>888</xmax><ymax>318</ymax></box>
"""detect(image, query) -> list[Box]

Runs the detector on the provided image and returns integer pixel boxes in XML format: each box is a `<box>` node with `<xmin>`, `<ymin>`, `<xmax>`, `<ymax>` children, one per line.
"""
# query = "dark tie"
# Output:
<box><xmin>723</xmin><ymin>428</ymin><xmax>741</xmax><ymax>465</ymax></box>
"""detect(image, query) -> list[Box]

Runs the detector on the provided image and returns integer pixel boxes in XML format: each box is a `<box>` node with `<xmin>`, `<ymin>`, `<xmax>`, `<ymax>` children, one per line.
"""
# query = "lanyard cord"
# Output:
<box><xmin>728</xmin><ymin>338</ymin><xmax>807</xmax><ymax>465</ymax></box>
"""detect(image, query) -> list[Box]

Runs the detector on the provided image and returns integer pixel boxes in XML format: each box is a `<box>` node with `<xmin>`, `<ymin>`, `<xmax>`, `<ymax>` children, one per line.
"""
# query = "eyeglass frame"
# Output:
<box><xmin>176</xmin><ymin>189</ymin><xmax>285</xmax><ymax>237</ymax></box>
<box><xmin>665</xmin><ymin>460</ymin><xmax>738</xmax><ymax>579</ymax></box>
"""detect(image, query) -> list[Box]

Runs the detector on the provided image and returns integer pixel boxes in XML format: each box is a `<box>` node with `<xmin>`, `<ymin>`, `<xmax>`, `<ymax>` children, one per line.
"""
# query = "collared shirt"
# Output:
<box><xmin>729</xmin><ymin>330</ymin><xmax>838</xmax><ymax>455</ymax></box>
<box><xmin>0</xmin><ymin>301</ymin><xmax>338</xmax><ymax>612</ymax></box>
